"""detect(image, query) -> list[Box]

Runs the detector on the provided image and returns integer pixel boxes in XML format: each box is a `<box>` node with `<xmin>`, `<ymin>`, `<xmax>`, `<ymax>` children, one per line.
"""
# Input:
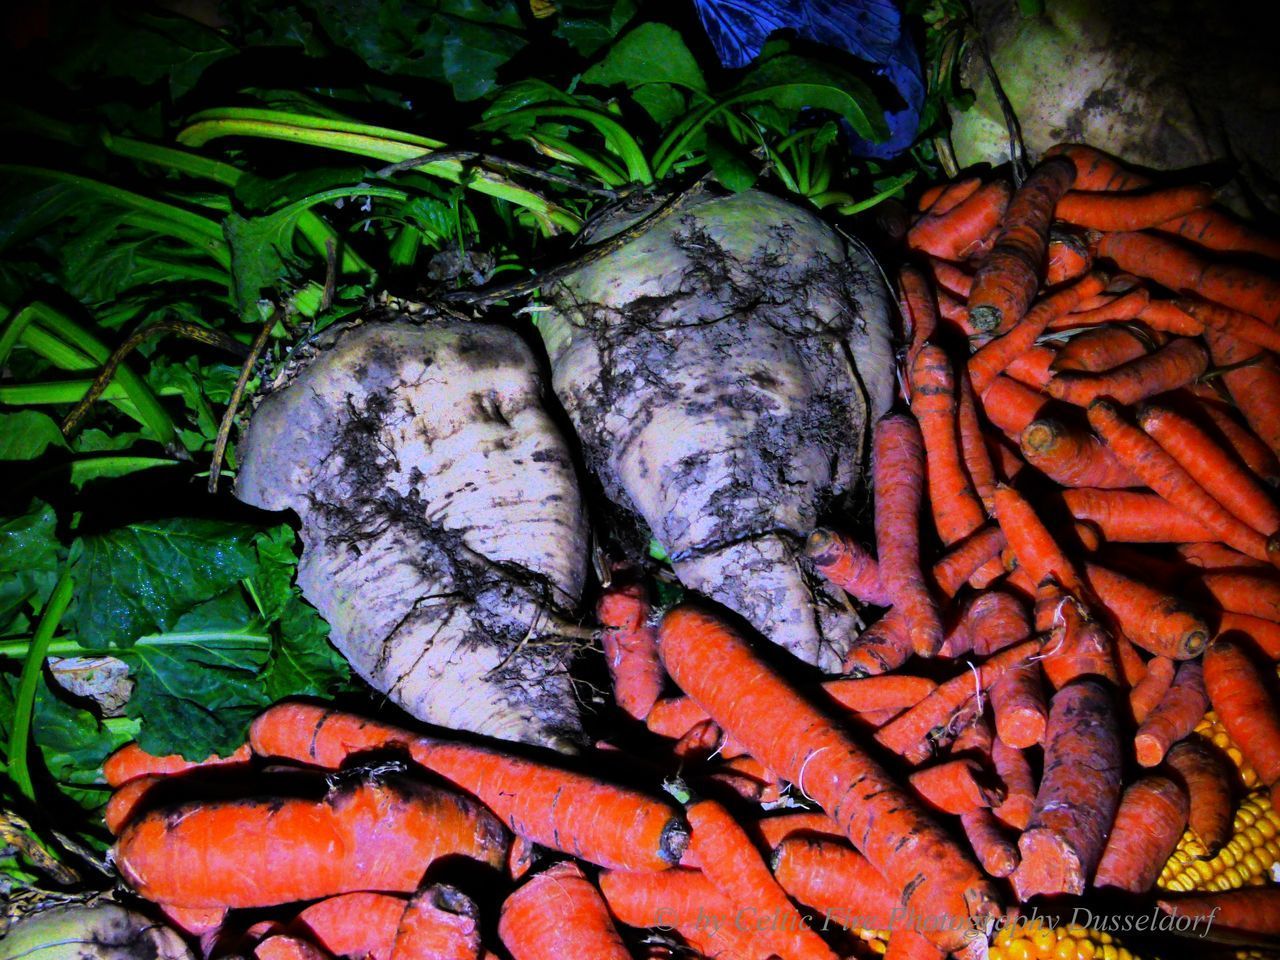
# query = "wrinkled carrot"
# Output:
<box><xmin>256</xmin><ymin>936</ymin><xmax>330</xmax><ymax>960</ymax></box>
<box><xmin>805</xmin><ymin>528</ymin><xmax>891</xmax><ymax>606</ymax></box>
<box><xmin>1094</xmin><ymin>775</ymin><xmax>1189</xmax><ymax>893</ymax></box>
<box><xmin>598</xmin><ymin>581</ymin><xmax>663</xmax><ymax>721</ymax></box>
<box><xmin>1158</xmin><ymin>889</ymin><xmax>1280</xmax><ymax>936</ymax></box>
<box><xmin>990</xmin><ymin>663</ymin><xmax>1047</xmax><ymax>748</ymax></box>
<box><xmin>1216</xmin><ymin>612</ymin><xmax>1280</xmax><ymax>659</ymax></box>
<box><xmin>499</xmin><ymin>861</ymin><xmax>630</xmax><ymax>960</ymax></box>
<box><xmin>909</xmin><ymin>758</ymin><xmax>1005</xmax><ymax>814</ymax></box>
<box><xmin>1046</xmin><ymin>230</ymin><xmax>1091</xmax><ymax>285</ymax></box>
<box><xmin>1203</xmin><ymin>327</ymin><xmax>1280</xmax><ymax>463</ymax></box>
<box><xmin>909</xmin><ymin>180</ymin><xmax>1013</xmax><ymax>261</ymax></box>
<box><xmin>1047</xmin><ymin>336</ymin><xmax>1208</xmax><ymax>407</ymax></box>
<box><xmin>1128</xmin><ymin>655</ymin><xmax>1175</xmax><ymax>726</ymax></box>
<box><xmin>964</xmin><ymin>590</ymin><xmax>1031</xmax><ymax>657</ymax></box>
<box><xmin>1200</xmin><ymin>570</ymin><xmax>1280</xmax><ymax>622</ymax></box>
<box><xmin>673</xmin><ymin>719</ymin><xmax>721</xmax><ymax>760</ymax></box>
<box><xmin>1192</xmin><ymin>393</ymin><xmax>1280</xmax><ymax>486</ymax></box>
<box><xmin>1087</xmin><ymin>399</ymin><xmax>1271</xmax><ymax>561</ymax></box>
<box><xmin>1003</xmin><ymin>345</ymin><xmax>1059</xmax><ymax>389</ymax></box>
<box><xmin>1165</xmin><ymin>737</ymin><xmax>1235</xmax><ymax>854</ymax></box>
<box><xmin>292</xmin><ymin>893</ymin><xmax>405</xmax><ymax>960</ymax></box>
<box><xmin>753</xmin><ymin>812</ymin><xmax>843</xmax><ymax>850</ymax></box>
<box><xmin>1046</xmin><ymin>143</ymin><xmax>1148</xmax><ymax>192</ymax></box>
<box><xmin>770</xmin><ymin>835</ymin><xmax>898</xmax><ymax>930</ymax></box>
<box><xmin>658</xmin><ymin>607</ymin><xmax>1002</xmax><ymax>953</ymax></box>
<box><xmin>103</xmin><ymin>742</ymin><xmax>252</xmax><ymax>788</ymax></box>
<box><xmin>1057</xmin><ymin>184</ymin><xmax>1214</xmax><ymax>231</ymax></box>
<box><xmin>115</xmin><ymin>776</ymin><xmax>507</xmax><ymax>909</ymax></box>
<box><xmin>899</xmin><ymin>264</ymin><xmax>940</xmax><ymax>371</ymax></box>
<box><xmin>1011</xmin><ymin>679</ymin><xmax>1123</xmax><ymax>899</ymax></box>
<box><xmin>1062</xmin><ymin>489</ymin><xmax>1213</xmax><ymax>543</ymax></box>
<box><xmin>1179</xmin><ymin>541</ymin><xmax>1270</xmax><ymax>570</ymax></box>
<box><xmin>1096</xmin><ymin>231</ymin><xmax>1280</xmax><ymax>323</ymax></box>
<box><xmin>937</xmin><ymin>289</ymin><xmax>982</xmax><ymax>338</ymax></box>
<box><xmin>1051</xmin><ymin>288</ymin><xmax>1152</xmax><ymax>329</ymax></box>
<box><xmin>392</xmin><ymin>885</ymin><xmax>480</xmax><ymax>960</ymax></box>
<box><xmin>1085</xmin><ymin>562</ymin><xmax>1210</xmax><ymax>659</ymax></box>
<box><xmin>1181</xmin><ymin>297</ymin><xmax>1280</xmax><ymax>353</ymax></box>
<box><xmin>1019</xmin><ymin>416</ymin><xmax>1143</xmax><ymax>489</ymax></box>
<box><xmin>646</xmin><ymin>696</ymin><xmax>712</xmax><ymax>741</ymax></box>
<box><xmin>961</xmin><ymin>809</ymin><xmax>1019</xmax><ymax>878</ymax></box>
<box><xmin>991</xmin><ymin>738</ymin><xmax>1036</xmax><ymax>832</ymax></box>
<box><xmin>248</xmin><ymin>703</ymin><xmax>686</xmax><ymax>872</ymax></box>
<box><xmin>957</xmin><ymin>371</ymin><xmax>999</xmax><ymax>515</ymax></box>
<box><xmin>874</xmin><ymin>412</ymin><xmax>943</xmax><ymax>656</ymax></box>
<box><xmin>928</xmin><ymin>257</ymin><xmax>975</xmax><ymax>299</ymax></box>
<box><xmin>1135</xmin><ymin>659</ymin><xmax>1209</xmax><ymax>767</ymax></box>
<box><xmin>707</xmin><ymin>755</ymin><xmax>782</xmax><ymax>803</ymax></box>
<box><xmin>822</xmin><ymin>675</ymin><xmax>938</xmax><ymax>716</ymax></box>
<box><xmin>918</xmin><ymin>177</ymin><xmax>983</xmax><ymax>215</ymax></box>
<box><xmin>1052</xmin><ymin>324</ymin><xmax>1153</xmax><ymax>372</ymax></box>
<box><xmin>1157</xmin><ymin>206</ymin><xmax>1280</xmax><ymax>262</ymax></box>
<box><xmin>687</xmin><ymin>799</ymin><xmax>838</xmax><ymax>960</ymax></box>
<box><xmin>1041</xmin><ymin>593</ymin><xmax>1120</xmax><ymax>689</ymax></box>
<box><xmin>993</xmin><ymin>484</ymin><xmax>1085</xmax><ymax>594</ymax></box>
<box><xmin>1204</xmin><ymin>636</ymin><xmax>1280</xmax><ymax>807</ymax></box>
<box><xmin>1136</xmin><ymin>299</ymin><xmax>1205</xmax><ymax>336</ymax></box>
<box><xmin>979</xmin><ymin>376</ymin><xmax>1050</xmax><ymax>441</ymax></box>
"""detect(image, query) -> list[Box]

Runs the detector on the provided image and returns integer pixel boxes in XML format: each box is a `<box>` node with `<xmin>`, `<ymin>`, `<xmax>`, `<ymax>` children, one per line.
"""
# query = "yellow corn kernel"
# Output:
<box><xmin>1032</xmin><ymin>927</ymin><xmax>1057</xmax><ymax>954</ymax></box>
<box><xmin>1006</xmin><ymin>938</ymin><xmax>1036</xmax><ymax>960</ymax></box>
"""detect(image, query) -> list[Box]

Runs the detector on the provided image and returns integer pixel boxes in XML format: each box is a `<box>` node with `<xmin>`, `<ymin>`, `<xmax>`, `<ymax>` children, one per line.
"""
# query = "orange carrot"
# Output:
<box><xmin>1093</xmin><ymin>775</ymin><xmax>1189</xmax><ymax>893</ymax></box>
<box><xmin>964</xmin><ymin>590</ymin><xmax>1031</xmax><ymax>657</ymax></box>
<box><xmin>993</xmin><ymin>484</ymin><xmax>1085</xmax><ymax>595</ymax></box>
<box><xmin>687</xmin><ymin>799</ymin><xmax>839</xmax><ymax>960</ymax></box>
<box><xmin>1203</xmin><ymin>327</ymin><xmax>1280</xmax><ymax>462</ymax></box>
<box><xmin>885</xmin><ymin>928</ymin><xmax>946</xmax><ymax>960</ymax></box>
<box><xmin>805</xmin><ymin>528</ymin><xmax>891</xmax><ymax>606</ymax></box>
<box><xmin>1041</xmin><ymin>593</ymin><xmax>1120</xmax><ymax>689</ymax></box>
<box><xmin>1181</xmin><ymin>297</ymin><xmax>1280</xmax><ymax>353</ymax></box>
<box><xmin>1200</xmin><ymin>570</ymin><xmax>1280</xmax><ymax>622</ymax></box>
<box><xmin>928</xmin><ymin>257</ymin><xmax>975</xmax><ymax>299</ymax></box>
<box><xmin>598</xmin><ymin>581</ymin><xmax>663</xmax><ymax>721</ymax></box>
<box><xmin>1135</xmin><ymin>659</ymin><xmax>1209</xmax><ymax>766</ymax></box>
<box><xmin>115</xmin><ymin>776</ymin><xmax>507</xmax><ymax>909</ymax></box>
<box><xmin>1127</xmin><ymin>655</ymin><xmax>1175</xmax><ymax>727</ymax></box>
<box><xmin>292</xmin><ymin>893</ymin><xmax>405</xmax><ymax>960</ymax></box>
<box><xmin>1019</xmin><ymin>416</ymin><xmax>1143</xmax><ymax>489</ymax></box>
<box><xmin>752</xmin><ymin>812</ymin><xmax>843</xmax><ymax>850</ymax></box>
<box><xmin>1157</xmin><ymin>207</ymin><xmax>1280</xmax><ymax>262</ymax></box>
<box><xmin>707</xmin><ymin>755</ymin><xmax>783</xmax><ymax>803</ymax></box>
<box><xmin>961</xmin><ymin>809</ymin><xmax>1019</xmax><ymax>878</ymax></box>
<box><xmin>1050</xmin><ymin>287</ymin><xmax>1151</xmax><ymax>329</ymax></box>
<box><xmin>1056</xmin><ymin>184</ymin><xmax>1214</xmax><ymax>231</ymax></box>
<box><xmin>1085</xmin><ymin>562</ymin><xmax>1210</xmax><ymax>659</ymax></box>
<box><xmin>1011</xmin><ymin>679</ymin><xmax>1123</xmax><ymax>899</ymax></box>
<box><xmin>105</xmin><ymin>775</ymin><xmax>163</xmax><ymax>834</ymax></box>
<box><xmin>499</xmin><ymin>861</ymin><xmax>630</xmax><ymax>960</ymax></box>
<box><xmin>957</xmin><ymin>371</ymin><xmax>999</xmax><ymax>514</ymax></box>
<box><xmin>256</xmin><ymin>936</ymin><xmax>330</xmax><ymax>960</ymax></box>
<box><xmin>1046</xmin><ymin>144</ymin><xmax>1149</xmax><ymax>192</ymax></box>
<box><xmin>1165</xmin><ymin>737</ymin><xmax>1234</xmax><ymax>854</ymax></box>
<box><xmin>899</xmin><ymin>264</ymin><xmax>940</xmax><ymax>370</ymax></box>
<box><xmin>1062</xmin><ymin>489</ymin><xmax>1213</xmax><ymax>543</ymax></box>
<box><xmin>1192</xmin><ymin>393</ymin><xmax>1280</xmax><ymax>486</ymax></box>
<box><xmin>874</xmin><ymin>412</ymin><xmax>943</xmax><ymax>656</ymax></box>
<box><xmin>968</xmin><ymin>157</ymin><xmax>1077</xmax><ymax>333</ymax></box>
<box><xmin>248</xmin><ymin>702</ymin><xmax>687</xmax><ymax>872</ymax></box>
<box><xmin>646</xmin><ymin>696</ymin><xmax>713</xmax><ymax>741</ymax></box>
<box><xmin>1136</xmin><ymin>299</ymin><xmax>1205</xmax><ymax>336</ymax></box>
<box><xmin>103</xmin><ymin>742</ymin><xmax>251</xmax><ymax>787</ymax></box>
<box><xmin>1216</xmin><ymin>611</ymin><xmax>1280</xmax><ymax>659</ymax></box>
<box><xmin>1003</xmin><ymin>345</ymin><xmax>1059</xmax><ymax>390</ymax></box>
<box><xmin>770</xmin><ymin>835</ymin><xmax>899</xmax><ymax>930</ymax></box>
<box><xmin>1052</xmin><ymin>325</ymin><xmax>1153</xmax><ymax>372</ymax></box>
<box><xmin>1179</xmin><ymin>541</ymin><xmax>1271</xmax><ymax>570</ymax></box>
<box><xmin>909</xmin><ymin>758</ymin><xmax>1005</xmax><ymax>814</ymax></box>
<box><xmin>936</xmin><ymin>289</ymin><xmax>982</xmax><ymax>338</ymax></box>
<box><xmin>1087</xmin><ymin>398</ymin><xmax>1272</xmax><ymax>561</ymax></box>
<box><xmin>658</xmin><ymin>607</ymin><xmax>1002</xmax><ymax>953</ymax></box>
<box><xmin>991</xmin><ymin>739</ymin><xmax>1036</xmax><ymax>832</ymax></box>
<box><xmin>507</xmin><ymin>834</ymin><xmax>536</xmax><ymax>881</ymax></box>
<box><xmin>1047</xmin><ymin>336</ymin><xmax>1208</xmax><ymax>407</ymax></box>
<box><xmin>908</xmin><ymin>180</ymin><xmax>1013</xmax><ymax>261</ymax></box>
<box><xmin>1046</xmin><ymin>230</ymin><xmax>1091</xmax><ymax>285</ymax></box>
<box><xmin>1139</xmin><ymin>404</ymin><xmax>1280</xmax><ymax>537</ymax></box>
<box><xmin>390</xmin><ymin>885</ymin><xmax>480</xmax><ymax>960</ymax></box>
<box><xmin>1096</xmin><ymin>231</ymin><xmax>1280</xmax><ymax>323</ymax></box>
<box><xmin>1204</xmin><ymin>636</ymin><xmax>1280</xmax><ymax>807</ymax></box>
<box><xmin>918</xmin><ymin>177</ymin><xmax>983</xmax><ymax>215</ymax></box>
<box><xmin>978</xmin><ymin>376</ymin><xmax>1050</xmax><ymax>440</ymax></box>
<box><xmin>990</xmin><ymin>663</ymin><xmax>1047</xmax><ymax>748</ymax></box>
<box><xmin>1158</xmin><ymin>889</ymin><xmax>1280</xmax><ymax>936</ymax></box>
<box><xmin>159</xmin><ymin>904</ymin><xmax>228</xmax><ymax>937</ymax></box>
<box><xmin>673</xmin><ymin>718</ymin><xmax>721</xmax><ymax>760</ymax></box>
<box><xmin>821</xmin><ymin>675</ymin><xmax>938</xmax><ymax>715</ymax></box>
<box><xmin>968</xmin><ymin>273</ymin><xmax>1105</xmax><ymax>395</ymax></box>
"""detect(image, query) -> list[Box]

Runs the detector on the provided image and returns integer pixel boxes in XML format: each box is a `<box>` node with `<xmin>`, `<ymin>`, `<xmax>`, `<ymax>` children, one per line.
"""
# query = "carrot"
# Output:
<box><xmin>1095</xmin><ymin>231</ymin><xmax>1280</xmax><ymax>323</ymax></box>
<box><xmin>1093</xmin><ymin>775</ymin><xmax>1190</xmax><ymax>893</ymax></box>
<box><xmin>960</xmin><ymin>809</ymin><xmax>1018</xmax><ymax>878</ymax></box>
<box><xmin>507</xmin><ymin>833</ymin><xmax>536</xmax><ymax>880</ymax></box>
<box><xmin>1046</xmin><ymin>143</ymin><xmax>1149</xmax><ymax>192</ymax></box>
<box><xmin>989</xmin><ymin>663</ymin><xmax>1047</xmax><ymax>748</ymax></box>
<box><xmin>1052</xmin><ymin>325</ymin><xmax>1153</xmax><ymax>372</ymax></box>
<box><xmin>918</xmin><ymin>177</ymin><xmax>983</xmax><ymax>215</ymax></box>
<box><xmin>391</xmin><ymin>885</ymin><xmax>480</xmax><ymax>960</ymax></box>
<box><xmin>991</xmin><ymin>739</ymin><xmax>1036</xmax><ymax>832</ymax></box>
<box><xmin>1047</xmin><ymin>336</ymin><xmax>1208</xmax><ymax>407</ymax></box>
<box><xmin>804</xmin><ymin>528</ymin><xmax>891</xmax><ymax>606</ymax></box>
<box><xmin>1181</xmin><ymin>297</ymin><xmax>1280</xmax><ymax>353</ymax></box>
<box><xmin>928</xmin><ymin>257</ymin><xmax>974</xmax><ymax>299</ymax></box>
<box><xmin>957</xmin><ymin>371</ymin><xmax>999</xmax><ymax>514</ymax></box>
<box><xmin>105</xmin><ymin>774</ymin><xmax>163</xmax><ymax>834</ymax></box>
<box><xmin>1157</xmin><ymin>206</ymin><xmax>1280</xmax><ymax>262</ymax></box>
<box><xmin>1216</xmin><ymin>611</ymin><xmax>1280</xmax><ymax>659</ymax></box>
<box><xmin>646</xmin><ymin>696</ymin><xmax>713</xmax><ymax>741</ymax></box>
<box><xmin>1165</xmin><ymin>737</ymin><xmax>1234</xmax><ymax>854</ymax></box>
<box><xmin>770</xmin><ymin>835</ymin><xmax>898</xmax><ymax>931</ymax></box>
<box><xmin>599</xmin><ymin>868</ymin><xmax>774</xmax><ymax>960</ymax></box>
<box><xmin>1011</xmin><ymin>679</ymin><xmax>1123</xmax><ymax>899</ymax></box>
<box><xmin>964</xmin><ymin>591</ymin><xmax>1031</xmax><ymax>657</ymax></box>
<box><xmin>1200</xmin><ymin>571</ymin><xmax>1280</xmax><ymax>622</ymax></box>
<box><xmin>708</xmin><ymin>755</ymin><xmax>783</xmax><ymax>803</ymax></box>
<box><xmin>292</xmin><ymin>893</ymin><xmax>405</xmax><ymax>960</ymax></box>
<box><xmin>103</xmin><ymin>742</ymin><xmax>252</xmax><ymax>788</ymax></box>
<box><xmin>968</xmin><ymin>157</ymin><xmax>1077</xmax><ymax>333</ymax></box>
<box><xmin>1179</xmin><ymin>541</ymin><xmax>1271</xmax><ymax>571</ymax></box>
<box><xmin>1003</xmin><ymin>345</ymin><xmax>1059</xmax><ymax>389</ymax></box>
<box><xmin>753</xmin><ymin>812</ymin><xmax>844</xmax><ymax>850</ymax></box>
<box><xmin>1139</xmin><ymin>404</ymin><xmax>1280</xmax><ymax>537</ymax></box>
<box><xmin>114</xmin><ymin>775</ymin><xmax>507</xmax><ymax>909</ymax></box>
<box><xmin>1135</xmin><ymin>660</ymin><xmax>1209</xmax><ymax>767</ymax></box>
<box><xmin>978</xmin><ymin>376</ymin><xmax>1050</xmax><ymax>440</ymax></box>
<box><xmin>993</xmin><ymin>484</ymin><xmax>1085</xmax><ymax>594</ymax></box>
<box><xmin>936</xmin><ymin>289</ymin><xmax>982</xmax><ymax>339</ymax></box>
<box><xmin>248</xmin><ymin>702</ymin><xmax>687</xmax><ymax>872</ymax></box>
<box><xmin>1046</xmin><ymin>229</ymin><xmax>1091</xmax><ymax>285</ymax></box>
<box><xmin>1127</xmin><ymin>655</ymin><xmax>1175</xmax><ymax>726</ymax></box>
<box><xmin>1085</xmin><ymin>562</ymin><xmax>1210</xmax><ymax>659</ymax></box>
<box><xmin>899</xmin><ymin>264</ymin><xmax>940</xmax><ymax>371</ymax></box>
<box><xmin>658</xmin><ymin>607</ymin><xmax>1002</xmax><ymax>953</ymax></box>
<box><xmin>159</xmin><ymin>904</ymin><xmax>228</xmax><ymax>937</ymax></box>
<box><xmin>1086</xmin><ymin>398</ymin><xmax>1272</xmax><ymax>561</ymax></box>
<box><xmin>1050</xmin><ymin>287</ymin><xmax>1152</xmax><ymax>329</ymax></box>
<box><xmin>1204</xmin><ymin>636</ymin><xmax>1280</xmax><ymax>807</ymax></box>
<box><xmin>1062</xmin><ymin>489</ymin><xmax>1214</xmax><ymax>543</ymax></box>
<box><xmin>1056</xmin><ymin>184</ymin><xmax>1214</xmax><ymax>231</ymax></box>
<box><xmin>1136</xmin><ymin>299</ymin><xmax>1205</xmax><ymax>336</ymax></box>
<box><xmin>256</xmin><ymin>936</ymin><xmax>330</xmax><ymax>960</ymax></box>
<box><xmin>968</xmin><ymin>273</ymin><xmax>1105</xmax><ymax>395</ymax></box>
<box><xmin>908</xmin><ymin>180</ymin><xmax>1013</xmax><ymax>261</ymax></box>
<box><xmin>885</xmin><ymin>928</ymin><xmax>946</xmax><ymax>960</ymax></box>
<box><xmin>822</xmin><ymin>675</ymin><xmax>938</xmax><ymax>715</ymax></box>
<box><xmin>1157</xmin><ymin>889</ymin><xmax>1280</xmax><ymax>936</ymax></box>
<box><xmin>1041</xmin><ymin>593</ymin><xmax>1121</xmax><ymax>689</ymax></box>
<box><xmin>874</xmin><ymin>412</ymin><xmax>943</xmax><ymax>656</ymax></box>
<box><xmin>1019</xmin><ymin>416</ymin><xmax>1143</xmax><ymax>489</ymax></box>
<box><xmin>499</xmin><ymin>861</ymin><xmax>630</xmax><ymax>960</ymax></box>
<box><xmin>1202</xmin><ymin>327</ymin><xmax>1280</xmax><ymax>462</ymax></box>
<box><xmin>1192</xmin><ymin>393</ymin><xmax>1280</xmax><ymax>486</ymax></box>
<box><xmin>875</xmin><ymin>638</ymin><xmax>1046</xmax><ymax>764</ymax></box>
<box><xmin>598</xmin><ymin>581</ymin><xmax>663</xmax><ymax>721</ymax></box>
<box><xmin>673</xmin><ymin>718</ymin><xmax>721</xmax><ymax>760</ymax></box>
<box><xmin>909</xmin><ymin>758</ymin><xmax>1005</xmax><ymax>814</ymax></box>
<box><xmin>687</xmin><ymin>799</ymin><xmax>839</xmax><ymax>960</ymax></box>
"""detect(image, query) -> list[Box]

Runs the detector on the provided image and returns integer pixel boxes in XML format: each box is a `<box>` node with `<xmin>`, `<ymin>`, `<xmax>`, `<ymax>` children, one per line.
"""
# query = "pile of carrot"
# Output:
<box><xmin>103</xmin><ymin>144</ymin><xmax>1280</xmax><ymax>959</ymax></box>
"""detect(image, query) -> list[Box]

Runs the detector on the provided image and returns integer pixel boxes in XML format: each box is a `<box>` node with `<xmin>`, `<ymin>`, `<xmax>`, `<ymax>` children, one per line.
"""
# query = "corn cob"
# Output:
<box><xmin>1160</xmin><ymin>790</ymin><xmax>1280</xmax><ymax>892</ymax></box>
<box><xmin>988</xmin><ymin>919</ymin><xmax>1145</xmax><ymax>960</ymax></box>
<box><xmin>1195</xmin><ymin>711</ymin><xmax>1262</xmax><ymax>789</ymax></box>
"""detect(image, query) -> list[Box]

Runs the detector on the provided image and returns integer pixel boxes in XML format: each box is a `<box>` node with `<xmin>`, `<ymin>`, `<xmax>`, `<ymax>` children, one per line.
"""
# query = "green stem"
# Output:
<box><xmin>528</xmin><ymin>133</ymin><xmax>627</xmax><ymax>188</ymax></box>
<box><xmin>6</xmin><ymin>571</ymin><xmax>74</xmax><ymax>803</ymax></box>
<box><xmin>0</xmin><ymin>628</ymin><xmax>270</xmax><ymax>659</ymax></box>
<box><xmin>478</xmin><ymin>106</ymin><xmax>651</xmax><ymax>184</ymax></box>
<box><xmin>832</xmin><ymin>170</ymin><xmax>917</xmax><ymax>215</ymax></box>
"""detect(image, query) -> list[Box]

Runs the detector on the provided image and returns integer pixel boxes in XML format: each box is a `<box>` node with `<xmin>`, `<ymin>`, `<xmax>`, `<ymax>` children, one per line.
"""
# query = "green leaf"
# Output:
<box><xmin>482</xmin><ymin>79</ymin><xmax>576</xmax><ymax>118</ymax></box>
<box><xmin>731</xmin><ymin>55</ymin><xmax>887</xmax><ymax>141</ymax></box>
<box><xmin>582</xmin><ymin>22</ymin><xmax>706</xmax><ymax>92</ymax></box>
<box><xmin>630</xmin><ymin>83</ymin><xmax>687</xmax><ymax>127</ymax></box>
<box><xmin>705</xmin><ymin>133</ymin><xmax>758</xmax><ymax>193</ymax></box>
<box><xmin>0</xmin><ymin>501</ymin><xmax>62</xmax><ymax>636</ymax></box>
<box><xmin>554</xmin><ymin>0</ymin><xmax>638</xmax><ymax>56</ymax></box>
<box><xmin>67</xmin><ymin>519</ymin><xmax>258</xmax><ymax>649</ymax></box>
<box><xmin>0</xmin><ymin>411</ymin><xmax>67</xmax><ymax>461</ymax></box>
<box><xmin>23</xmin><ymin>678</ymin><xmax>136</xmax><ymax>795</ymax></box>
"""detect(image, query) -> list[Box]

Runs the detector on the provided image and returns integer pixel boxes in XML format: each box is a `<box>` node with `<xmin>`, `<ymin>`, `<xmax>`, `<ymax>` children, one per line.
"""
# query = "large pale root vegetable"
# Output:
<box><xmin>235</xmin><ymin>307</ymin><xmax>589</xmax><ymax>749</ymax></box>
<box><xmin>0</xmin><ymin>903</ymin><xmax>193</xmax><ymax>960</ymax></box>
<box><xmin>538</xmin><ymin>188</ymin><xmax>895</xmax><ymax>669</ymax></box>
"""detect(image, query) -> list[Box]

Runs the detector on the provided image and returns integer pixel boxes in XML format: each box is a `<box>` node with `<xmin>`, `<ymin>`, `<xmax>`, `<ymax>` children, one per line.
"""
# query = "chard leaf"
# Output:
<box><xmin>582</xmin><ymin>23</ymin><xmax>707</xmax><ymax>92</ymax></box>
<box><xmin>0</xmin><ymin>411</ymin><xmax>67</xmax><ymax>461</ymax></box>
<box><xmin>630</xmin><ymin>84</ymin><xmax>687</xmax><ymax>127</ymax></box>
<box><xmin>0</xmin><ymin>502</ymin><xmax>62</xmax><ymax>635</ymax></box>
<box><xmin>555</xmin><ymin>0</ymin><xmax>639</xmax><ymax>56</ymax></box>
<box><xmin>730</xmin><ymin>55</ymin><xmax>887</xmax><ymax>141</ymax></box>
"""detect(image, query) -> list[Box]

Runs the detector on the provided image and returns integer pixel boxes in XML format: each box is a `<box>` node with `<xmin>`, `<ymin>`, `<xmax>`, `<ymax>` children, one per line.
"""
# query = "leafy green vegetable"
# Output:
<box><xmin>0</xmin><ymin>411</ymin><xmax>67</xmax><ymax>462</ymax></box>
<box><xmin>582</xmin><ymin>22</ymin><xmax>707</xmax><ymax>92</ymax></box>
<box><xmin>0</xmin><ymin>501</ymin><xmax>63</xmax><ymax>636</ymax></box>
